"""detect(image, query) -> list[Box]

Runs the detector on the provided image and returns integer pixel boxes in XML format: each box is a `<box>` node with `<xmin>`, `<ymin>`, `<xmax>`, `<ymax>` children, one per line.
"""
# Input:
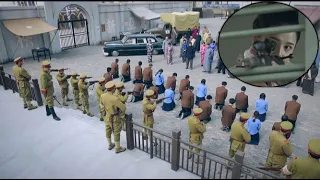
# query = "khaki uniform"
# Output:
<box><xmin>265</xmin><ymin>131</ymin><xmax>293</xmax><ymax>170</ymax></box>
<box><xmin>100</xmin><ymin>91</ymin><xmax>126</xmax><ymax>148</ymax></box>
<box><xmin>188</xmin><ymin>114</ymin><xmax>206</xmax><ymax>155</ymax></box>
<box><xmin>70</xmin><ymin>77</ymin><xmax>81</xmax><ymax>107</ymax></box>
<box><xmin>229</xmin><ymin>121</ymin><xmax>251</xmax><ymax>158</ymax></box>
<box><xmin>111</xmin><ymin>62</ymin><xmax>119</xmax><ymax>77</ymax></box>
<box><xmin>40</xmin><ymin>69</ymin><xmax>54</xmax><ymax>108</ymax></box>
<box><xmin>235</xmin><ymin>92</ymin><xmax>248</xmax><ymax>110</ymax></box>
<box><xmin>179</xmin><ymin>79</ymin><xmax>190</xmax><ymax>93</ymax></box>
<box><xmin>56</xmin><ymin>72</ymin><xmax>70</xmax><ymax>105</ymax></box>
<box><xmin>78</xmin><ymin>80</ymin><xmax>91</xmax><ymax>115</ymax></box>
<box><xmin>103</xmin><ymin>72</ymin><xmax>113</xmax><ymax>83</ymax></box>
<box><xmin>12</xmin><ymin>65</ymin><xmax>32</xmax><ymax>106</ymax></box>
<box><xmin>165</xmin><ymin>76</ymin><xmax>177</xmax><ymax>90</ymax></box>
<box><xmin>134</xmin><ymin>65</ymin><xmax>143</xmax><ymax>81</ymax></box>
<box><xmin>142</xmin><ymin>98</ymin><xmax>157</xmax><ymax>138</ymax></box>
<box><xmin>221</xmin><ymin>105</ymin><xmax>237</xmax><ymax>127</ymax></box>
<box><xmin>198</xmin><ymin>100</ymin><xmax>212</xmax><ymax>121</ymax></box>
<box><xmin>96</xmin><ymin>83</ymin><xmax>106</xmax><ymax>118</ymax></box>
<box><xmin>114</xmin><ymin>89</ymin><xmax>128</xmax><ymax>104</ymax></box>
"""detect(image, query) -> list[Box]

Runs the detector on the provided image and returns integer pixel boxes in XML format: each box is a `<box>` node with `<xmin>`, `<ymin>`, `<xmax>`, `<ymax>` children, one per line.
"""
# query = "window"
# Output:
<box><xmin>125</xmin><ymin>38</ymin><xmax>136</xmax><ymax>44</ymax></box>
<box><xmin>147</xmin><ymin>37</ymin><xmax>156</xmax><ymax>43</ymax></box>
<box><xmin>28</xmin><ymin>1</ymin><xmax>35</xmax><ymax>6</ymax></box>
<box><xmin>136</xmin><ymin>37</ymin><xmax>146</xmax><ymax>44</ymax></box>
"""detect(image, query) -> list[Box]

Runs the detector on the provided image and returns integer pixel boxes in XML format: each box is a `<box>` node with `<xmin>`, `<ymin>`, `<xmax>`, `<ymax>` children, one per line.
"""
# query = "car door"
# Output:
<box><xmin>136</xmin><ymin>37</ymin><xmax>147</xmax><ymax>55</ymax></box>
<box><xmin>123</xmin><ymin>38</ymin><xmax>136</xmax><ymax>55</ymax></box>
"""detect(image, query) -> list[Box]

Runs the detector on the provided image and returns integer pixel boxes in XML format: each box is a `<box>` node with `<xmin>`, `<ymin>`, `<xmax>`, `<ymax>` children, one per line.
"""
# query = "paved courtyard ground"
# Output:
<box><xmin>2</xmin><ymin>17</ymin><xmax>320</xmax><ymax>169</ymax></box>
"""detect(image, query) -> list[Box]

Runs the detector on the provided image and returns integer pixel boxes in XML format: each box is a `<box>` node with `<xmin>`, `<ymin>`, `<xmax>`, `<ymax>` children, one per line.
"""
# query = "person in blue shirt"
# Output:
<box><xmin>246</xmin><ymin>111</ymin><xmax>261</xmax><ymax>145</ymax></box>
<box><xmin>162</xmin><ymin>87</ymin><xmax>176</xmax><ymax>111</ymax></box>
<box><xmin>195</xmin><ymin>79</ymin><xmax>207</xmax><ymax>106</ymax></box>
<box><xmin>155</xmin><ymin>69</ymin><xmax>165</xmax><ymax>94</ymax></box>
<box><xmin>255</xmin><ymin>93</ymin><xmax>268</xmax><ymax>122</ymax></box>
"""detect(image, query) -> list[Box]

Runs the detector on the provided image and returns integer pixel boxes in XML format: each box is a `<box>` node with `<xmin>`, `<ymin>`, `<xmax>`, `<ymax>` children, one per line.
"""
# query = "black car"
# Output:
<box><xmin>103</xmin><ymin>34</ymin><xmax>164</xmax><ymax>57</ymax></box>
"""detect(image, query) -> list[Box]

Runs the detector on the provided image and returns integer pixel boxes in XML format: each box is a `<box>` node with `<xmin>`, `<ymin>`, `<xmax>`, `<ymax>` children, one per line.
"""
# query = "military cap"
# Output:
<box><xmin>71</xmin><ymin>72</ymin><xmax>78</xmax><ymax>76</ymax></box>
<box><xmin>105</xmin><ymin>81</ymin><xmax>115</xmax><ymax>89</ymax></box>
<box><xmin>146</xmin><ymin>90</ymin><xmax>154</xmax><ymax>97</ymax></box>
<box><xmin>41</xmin><ymin>60</ymin><xmax>51</xmax><ymax>66</ymax></box>
<box><xmin>240</xmin><ymin>113</ymin><xmax>250</xmax><ymax>121</ymax></box>
<box><xmin>98</xmin><ymin>77</ymin><xmax>106</xmax><ymax>83</ymax></box>
<box><xmin>79</xmin><ymin>73</ymin><xmax>87</xmax><ymax>79</ymax></box>
<box><xmin>308</xmin><ymin>139</ymin><xmax>320</xmax><ymax>157</ymax></box>
<box><xmin>116</xmin><ymin>82</ymin><xmax>124</xmax><ymax>88</ymax></box>
<box><xmin>14</xmin><ymin>57</ymin><xmax>23</xmax><ymax>62</ymax></box>
<box><xmin>280</xmin><ymin>121</ymin><xmax>293</xmax><ymax>132</ymax></box>
<box><xmin>193</xmin><ymin>108</ymin><xmax>203</xmax><ymax>116</ymax></box>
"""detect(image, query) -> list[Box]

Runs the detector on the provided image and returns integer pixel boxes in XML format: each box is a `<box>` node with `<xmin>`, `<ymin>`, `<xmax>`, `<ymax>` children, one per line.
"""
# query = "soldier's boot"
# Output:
<box><xmin>115</xmin><ymin>142</ymin><xmax>126</xmax><ymax>154</ymax></box>
<box><xmin>27</xmin><ymin>101</ymin><xmax>38</xmax><ymax>110</ymax></box>
<box><xmin>62</xmin><ymin>97</ymin><xmax>68</xmax><ymax>106</ymax></box>
<box><xmin>66</xmin><ymin>96</ymin><xmax>73</xmax><ymax>102</ymax></box>
<box><xmin>86</xmin><ymin>107</ymin><xmax>94</xmax><ymax>117</ymax></box>
<box><xmin>49</xmin><ymin>107</ymin><xmax>61</xmax><ymax>121</ymax></box>
<box><xmin>76</xmin><ymin>104</ymin><xmax>82</xmax><ymax>110</ymax></box>
<box><xmin>107</xmin><ymin>138</ymin><xmax>115</xmax><ymax>150</ymax></box>
<box><xmin>23</xmin><ymin>98</ymin><xmax>27</xmax><ymax>109</ymax></box>
<box><xmin>46</xmin><ymin>105</ymin><xmax>52</xmax><ymax>116</ymax></box>
<box><xmin>24</xmin><ymin>103</ymin><xmax>28</xmax><ymax>109</ymax></box>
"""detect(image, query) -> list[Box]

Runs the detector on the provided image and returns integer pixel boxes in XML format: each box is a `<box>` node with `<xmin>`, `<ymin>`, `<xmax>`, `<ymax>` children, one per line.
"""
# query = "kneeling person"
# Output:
<box><xmin>177</xmin><ymin>86</ymin><xmax>194</xmax><ymax>119</ymax></box>
<box><xmin>162</xmin><ymin>87</ymin><xmax>175</xmax><ymax>111</ymax></box>
<box><xmin>198</xmin><ymin>95</ymin><xmax>213</xmax><ymax>124</ymax></box>
<box><xmin>221</xmin><ymin>98</ymin><xmax>237</xmax><ymax>132</ymax></box>
<box><xmin>132</xmin><ymin>82</ymin><xmax>145</xmax><ymax>102</ymax></box>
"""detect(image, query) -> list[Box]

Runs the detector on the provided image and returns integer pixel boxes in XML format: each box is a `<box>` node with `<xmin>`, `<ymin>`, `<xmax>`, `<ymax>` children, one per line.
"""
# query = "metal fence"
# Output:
<box><xmin>0</xmin><ymin>66</ymin><xmax>43</xmax><ymax>107</ymax></box>
<box><xmin>125</xmin><ymin>113</ymin><xmax>281</xmax><ymax>179</ymax></box>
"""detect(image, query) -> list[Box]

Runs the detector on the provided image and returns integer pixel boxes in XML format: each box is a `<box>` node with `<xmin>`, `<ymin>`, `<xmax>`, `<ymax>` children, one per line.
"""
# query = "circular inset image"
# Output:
<box><xmin>218</xmin><ymin>2</ymin><xmax>319</xmax><ymax>87</ymax></box>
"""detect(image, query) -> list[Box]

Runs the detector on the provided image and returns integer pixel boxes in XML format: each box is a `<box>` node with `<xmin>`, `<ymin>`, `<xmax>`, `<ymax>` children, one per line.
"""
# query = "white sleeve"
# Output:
<box><xmin>282</xmin><ymin>165</ymin><xmax>292</xmax><ymax>175</ymax></box>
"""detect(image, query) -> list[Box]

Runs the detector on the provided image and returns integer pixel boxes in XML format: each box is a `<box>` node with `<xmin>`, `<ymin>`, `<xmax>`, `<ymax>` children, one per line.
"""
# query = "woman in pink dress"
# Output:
<box><xmin>166</xmin><ymin>42</ymin><xmax>174</xmax><ymax>65</ymax></box>
<box><xmin>200</xmin><ymin>42</ymin><xmax>206</xmax><ymax>66</ymax></box>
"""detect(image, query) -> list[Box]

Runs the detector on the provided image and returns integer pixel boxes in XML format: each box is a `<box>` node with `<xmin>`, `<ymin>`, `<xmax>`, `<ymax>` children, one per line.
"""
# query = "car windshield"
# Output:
<box><xmin>121</xmin><ymin>36</ymin><xmax>127</xmax><ymax>44</ymax></box>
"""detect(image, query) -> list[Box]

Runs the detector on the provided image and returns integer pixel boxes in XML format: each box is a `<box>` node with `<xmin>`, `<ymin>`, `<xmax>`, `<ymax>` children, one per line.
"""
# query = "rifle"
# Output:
<box><xmin>53</xmin><ymin>95</ymin><xmax>62</xmax><ymax>106</ymax></box>
<box><xmin>121</xmin><ymin>91</ymin><xmax>134</xmax><ymax>96</ymax></box>
<box><xmin>67</xmin><ymin>75</ymin><xmax>92</xmax><ymax>79</ymax></box>
<box><xmin>50</xmin><ymin>68</ymin><xmax>70</xmax><ymax>72</ymax></box>
<box><xmin>151</xmin><ymin>96</ymin><xmax>171</xmax><ymax>104</ymax></box>
<box><xmin>88</xmin><ymin>80</ymin><xmax>99</xmax><ymax>86</ymax></box>
<box><xmin>257</xmin><ymin>167</ymin><xmax>281</xmax><ymax>171</ymax></box>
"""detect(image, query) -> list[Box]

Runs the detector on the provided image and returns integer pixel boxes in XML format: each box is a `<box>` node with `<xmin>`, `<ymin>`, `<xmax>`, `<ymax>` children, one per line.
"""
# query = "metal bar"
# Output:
<box><xmin>236</xmin><ymin>71</ymin><xmax>304</xmax><ymax>83</ymax></box>
<box><xmin>168</xmin><ymin>144</ymin><xmax>171</xmax><ymax>162</ymax></box>
<box><xmin>160</xmin><ymin>140</ymin><xmax>162</xmax><ymax>159</ymax></box>
<box><xmin>164</xmin><ymin>142</ymin><xmax>166</xmax><ymax>160</ymax></box>
<box><xmin>225</xmin><ymin>166</ymin><xmax>229</xmax><ymax>179</ymax></box>
<box><xmin>71</xmin><ymin>22</ymin><xmax>76</xmax><ymax>48</ymax></box>
<box><xmin>219</xmin><ymin>25</ymin><xmax>305</xmax><ymax>39</ymax></box>
<box><xmin>207</xmin><ymin>160</ymin><xmax>211</xmax><ymax>179</ymax></box>
<box><xmin>138</xmin><ymin>131</ymin><xmax>141</xmax><ymax>149</ymax></box>
<box><xmin>229</xmin><ymin>64</ymin><xmax>305</xmax><ymax>76</ymax></box>
<box><xmin>58</xmin><ymin>19</ymin><xmax>88</xmax><ymax>23</ymax></box>
<box><xmin>219</xmin><ymin>164</ymin><xmax>223</xmax><ymax>179</ymax></box>
<box><xmin>86</xmin><ymin>20</ymin><xmax>90</xmax><ymax>45</ymax></box>
<box><xmin>187</xmin><ymin>150</ymin><xmax>189</xmax><ymax>171</ymax></box>
<box><xmin>213</xmin><ymin>162</ymin><xmax>217</xmax><ymax>179</ymax></box>
<box><xmin>182</xmin><ymin>149</ymin><xmax>185</xmax><ymax>168</ymax></box>
<box><xmin>146</xmin><ymin>135</ymin><xmax>149</xmax><ymax>153</ymax></box>
<box><xmin>142</xmin><ymin>133</ymin><xmax>145</xmax><ymax>151</ymax></box>
<box><xmin>191</xmin><ymin>152</ymin><xmax>194</xmax><ymax>172</ymax></box>
<box><xmin>196</xmin><ymin>154</ymin><xmax>199</xmax><ymax>175</ymax></box>
<box><xmin>155</xmin><ymin>138</ymin><xmax>158</xmax><ymax>157</ymax></box>
<box><xmin>232</xmin><ymin>4</ymin><xmax>293</xmax><ymax>17</ymax></box>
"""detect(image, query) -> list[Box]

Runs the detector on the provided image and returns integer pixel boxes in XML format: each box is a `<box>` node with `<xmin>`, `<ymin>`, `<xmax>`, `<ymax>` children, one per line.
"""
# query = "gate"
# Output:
<box><xmin>58</xmin><ymin>19</ymin><xmax>90</xmax><ymax>50</ymax></box>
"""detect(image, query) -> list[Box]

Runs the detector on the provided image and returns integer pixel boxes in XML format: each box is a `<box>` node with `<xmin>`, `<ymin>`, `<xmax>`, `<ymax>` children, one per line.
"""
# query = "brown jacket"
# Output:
<box><xmin>181</xmin><ymin>90</ymin><xmax>194</xmax><ymax>109</ymax></box>
<box><xmin>143</xmin><ymin>67</ymin><xmax>153</xmax><ymax>81</ymax></box>
<box><xmin>135</xmin><ymin>66</ymin><xmax>143</xmax><ymax>80</ymax></box>
<box><xmin>199</xmin><ymin>100</ymin><xmax>212</xmax><ymax>120</ymax></box>
<box><xmin>165</xmin><ymin>76</ymin><xmax>177</xmax><ymax>90</ymax></box>
<box><xmin>235</xmin><ymin>92</ymin><xmax>248</xmax><ymax>110</ymax></box>
<box><xmin>215</xmin><ymin>86</ymin><xmax>228</xmax><ymax>104</ymax></box>
<box><xmin>111</xmin><ymin>62</ymin><xmax>119</xmax><ymax>75</ymax></box>
<box><xmin>121</xmin><ymin>63</ymin><xmax>130</xmax><ymax>76</ymax></box>
<box><xmin>133</xmin><ymin>83</ymin><xmax>145</xmax><ymax>97</ymax></box>
<box><xmin>149</xmin><ymin>86</ymin><xmax>159</xmax><ymax>99</ymax></box>
<box><xmin>103</xmin><ymin>72</ymin><xmax>113</xmax><ymax>83</ymax></box>
<box><xmin>179</xmin><ymin>79</ymin><xmax>190</xmax><ymax>93</ymax></box>
<box><xmin>221</xmin><ymin>105</ymin><xmax>237</xmax><ymax>127</ymax></box>
<box><xmin>284</xmin><ymin>100</ymin><xmax>301</xmax><ymax>121</ymax></box>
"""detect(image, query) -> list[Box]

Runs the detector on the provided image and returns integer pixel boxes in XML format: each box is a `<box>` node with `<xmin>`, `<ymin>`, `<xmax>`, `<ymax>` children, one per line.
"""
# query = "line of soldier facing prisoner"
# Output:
<box><xmin>12</xmin><ymin>56</ymin><xmax>320</xmax><ymax>178</ymax></box>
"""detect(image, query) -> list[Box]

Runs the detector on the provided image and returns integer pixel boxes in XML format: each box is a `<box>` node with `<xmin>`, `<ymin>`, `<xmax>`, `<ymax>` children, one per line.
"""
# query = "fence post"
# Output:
<box><xmin>231</xmin><ymin>152</ymin><xmax>245</xmax><ymax>179</ymax></box>
<box><xmin>125</xmin><ymin>113</ymin><xmax>134</xmax><ymax>150</ymax></box>
<box><xmin>171</xmin><ymin>129</ymin><xmax>181</xmax><ymax>171</ymax></box>
<box><xmin>0</xmin><ymin>66</ymin><xmax>8</xmax><ymax>90</ymax></box>
<box><xmin>32</xmin><ymin>79</ymin><xmax>43</xmax><ymax>106</ymax></box>
<box><xmin>149</xmin><ymin>128</ymin><xmax>154</xmax><ymax>159</ymax></box>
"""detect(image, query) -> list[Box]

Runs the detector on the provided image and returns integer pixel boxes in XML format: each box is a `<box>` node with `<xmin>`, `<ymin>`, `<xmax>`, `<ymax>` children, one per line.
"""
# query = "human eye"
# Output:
<box><xmin>284</xmin><ymin>45</ymin><xmax>293</xmax><ymax>52</ymax></box>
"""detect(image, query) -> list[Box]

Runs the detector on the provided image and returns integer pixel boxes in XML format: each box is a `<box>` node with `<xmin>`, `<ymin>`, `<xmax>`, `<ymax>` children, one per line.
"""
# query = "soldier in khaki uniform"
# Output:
<box><xmin>142</xmin><ymin>63</ymin><xmax>153</xmax><ymax>89</ymax></box>
<box><xmin>272</xmin><ymin>115</ymin><xmax>292</xmax><ymax>139</ymax></box>
<box><xmin>100</xmin><ymin>81</ymin><xmax>126</xmax><ymax>153</ymax></box>
<box><xmin>103</xmin><ymin>67</ymin><xmax>113</xmax><ymax>83</ymax></box>
<box><xmin>96</xmin><ymin>77</ymin><xmax>107</xmax><ymax>121</ymax></box>
<box><xmin>121</xmin><ymin>59</ymin><xmax>131</xmax><ymax>82</ymax></box>
<box><xmin>111</xmin><ymin>59</ymin><xmax>119</xmax><ymax>79</ymax></box>
<box><xmin>264</xmin><ymin>121</ymin><xmax>293</xmax><ymax>174</ymax></box>
<box><xmin>12</xmin><ymin>57</ymin><xmax>37</xmax><ymax>110</ymax></box>
<box><xmin>165</xmin><ymin>73</ymin><xmax>177</xmax><ymax>91</ymax></box>
<box><xmin>282</xmin><ymin>139</ymin><xmax>320</xmax><ymax>179</ymax></box>
<box><xmin>142</xmin><ymin>90</ymin><xmax>157</xmax><ymax>140</ymax></box>
<box><xmin>40</xmin><ymin>60</ymin><xmax>61</xmax><ymax>121</ymax></box>
<box><xmin>188</xmin><ymin>108</ymin><xmax>206</xmax><ymax>161</ymax></box>
<box><xmin>228</xmin><ymin>113</ymin><xmax>251</xmax><ymax>162</ymax></box>
<box><xmin>78</xmin><ymin>73</ymin><xmax>94</xmax><ymax>117</ymax></box>
<box><xmin>70</xmin><ymin>72</ymin><xmax>82</xmax><ymax>109</ymax></box>
<box><xmin>114</xmin><ymin>82</ymin><xmax>129</xmax><ymax>131</ymax></box>
<box><xmin>214</xmin><ymin>81</ymin><xmax>228</xmax><ymax>110</ymax></box>
<box><xmin>134</xmin><ymin>61</ymin><xmax>143</xmax><ymax>84</ymax></box>
<box><xmin>284</xmin><ymin>95</ymin><xmax>301</xmax><ymax>133</ymax></box>
<box><xmin>56</xmin><ymin>68</ymin><xmax>72</xmax><ymax>106</ymax></box>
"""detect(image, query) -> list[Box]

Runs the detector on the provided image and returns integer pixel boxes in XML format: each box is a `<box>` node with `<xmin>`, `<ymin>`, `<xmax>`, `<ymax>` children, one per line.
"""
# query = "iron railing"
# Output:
<box><xmin>219</xmin><ymin>3</ymin><xmax>318</xmax><ymax>83</ymax></box>
<box><xmin>125</xmin><ymin>113</ymin><xmax>282</xmax><ymax>179</ymax></box>
<box><xmin>0</xmin><ymin>66</ymin><xmax>43</xmax><ymax>106</ymax></box>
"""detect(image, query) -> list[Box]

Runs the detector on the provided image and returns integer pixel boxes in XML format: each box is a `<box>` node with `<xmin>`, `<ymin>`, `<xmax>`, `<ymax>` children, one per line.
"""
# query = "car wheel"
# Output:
<box><xmin>152</xmin><ymin>50</ymin><xmax>159</xmax><ymax>55</ymax></box>
<box><xmin>112</xmin><ymin>51</ymin><xmax>119</xmax><ymax>57</ymax></box>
